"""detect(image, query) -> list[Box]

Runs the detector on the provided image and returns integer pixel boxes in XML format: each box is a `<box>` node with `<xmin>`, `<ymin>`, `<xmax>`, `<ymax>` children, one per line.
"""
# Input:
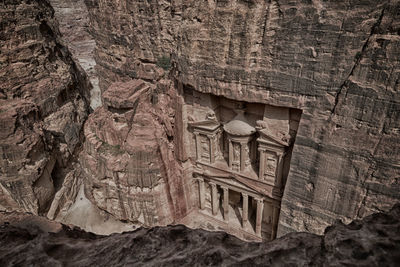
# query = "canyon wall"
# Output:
<box><xmin>48</xmin><ymin>0</ymin><xmax>101</xmax><ymax>109</ymax></box>
<box><xmin>84</xmin><ymin>0</ymin><xmax>400</xmax><ymax>235</ymax></box>
<box><xmin>79</xmin><ymin>78</ymin><xmax>191</xmax><ymax>227</ymax></box>
<box><xmin>0</xmin><ymin>1</ymin><xmax>90</xmax><ymax>215</ymax></box>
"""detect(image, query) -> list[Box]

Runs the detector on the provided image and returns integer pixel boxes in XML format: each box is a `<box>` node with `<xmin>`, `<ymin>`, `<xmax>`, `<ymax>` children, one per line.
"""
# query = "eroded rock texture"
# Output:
<box><xmin>0</xmin><ymin>1</ymin><xmax>90</xmax><ymax>215</ymax></box>
<box><xmin>84</xmin><ymin>0</ymin><xmax>400</xmax><ymax>235</ymax></box>
<box><xmin>0</xmin><ymin>204</ymin><xmax>399</xmax><ymax>266</ymax></box>
<box><xmin>48</xmin><ymin>0</ymin><xmax>101</xmax><ymax>109</ymax></box>
<box><xmin>79</xmin><ymin>78</ymin><xmax>190</xmax><ymax>227</ymax></box>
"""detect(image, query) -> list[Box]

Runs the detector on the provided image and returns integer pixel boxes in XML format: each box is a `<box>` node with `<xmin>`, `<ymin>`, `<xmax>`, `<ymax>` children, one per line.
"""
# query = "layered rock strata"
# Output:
<box><xmin>0</xmin><ymin>1</ymin><xmax>90</xmax><ymax>215</ymax></box>
<box><xmin>84</xmin><ymin>0</ymin><xmax>400</xmax><ymax>236</ymax></box>
<box><xmin>48</xmin><ymin>0</ymin><xmax>101</xmax><ymax>109</ymax></box>
<box><xmin>78</xmin><ymin>78</ymin><xmax>190</xmax><ymax>227</ymax></box>
<box><xmin>0</xmin><ymin>204</ymin><xmax>399</xmax><ymax>266</ymax></box>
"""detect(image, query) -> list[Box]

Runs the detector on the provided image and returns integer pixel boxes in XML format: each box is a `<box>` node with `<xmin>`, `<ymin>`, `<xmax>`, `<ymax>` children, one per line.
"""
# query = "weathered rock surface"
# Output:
<box><xmin>48</xmin><ymin>0</ymin><xmax>101</xmax><ymax>109</ymax></box>
<box><xmin>78</xmin><ymin>78</ymin><xmax>190</xmax><ymax>229</ymax></box>
<box><xmin>84</xmin><ymin>0</ymin><xmax>400</xmax><ymax>235</ymax></box>
<box><xmin>0</xmin><ymin>203</ymin><xmax>399</xmax><ymax>266</ymax></box>
<box><xmin>0</xmin><ymin>1</ymin><xmax>90</xmax><ymax>215</ymax></box>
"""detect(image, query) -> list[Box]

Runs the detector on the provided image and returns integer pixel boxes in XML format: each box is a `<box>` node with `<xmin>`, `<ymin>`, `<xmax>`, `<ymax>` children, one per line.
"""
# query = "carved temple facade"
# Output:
<box><xmin>178</xmin><ymin>87</ymin><xmax>301</xmax><ymax>241</ymax></box>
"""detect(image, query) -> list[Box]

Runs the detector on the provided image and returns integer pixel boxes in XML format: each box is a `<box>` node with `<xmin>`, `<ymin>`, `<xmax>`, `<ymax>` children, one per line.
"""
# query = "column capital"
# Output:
<box><xmin>209</xmin><ymin>181</ymin><xmax>217</xmax><ymax>187</ymax></box>
<box><xmin>209</xmin><ymin>134</ymin><xmax>217</xmax><ymax>139</ymax></box>
<box><xmin>255</xmin><ymin>197</ymin><xmax>264</xmax><ymax>203</ymax></box>
<box><xmin>221</xmin><ymin>185</ymin><xmax>229</xmax><ymax>191</ymax></box>
<box><xmin>241</xmin><ymin>192</ymin><xmax>248</xmax><ymax>197</ymax></box>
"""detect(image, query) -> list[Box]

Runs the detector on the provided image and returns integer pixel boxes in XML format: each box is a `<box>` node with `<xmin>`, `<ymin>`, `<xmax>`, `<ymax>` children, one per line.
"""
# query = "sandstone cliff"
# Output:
<box><xmin>0</xmin><ymin>1</ymin><xmax>90</xmax><ymax>215</ymax></box>
<box><xmin>1</xmin><ymin>0</ymin><xmax>399</xmax><ymax>241</ymax></box>
<box><xmin>79</xmin><ymin>78</ymin><xmax>190</xmax><ymax>228</ymax></box>
<box><xmin>84</xmin><ymin>0</ymin><xmax>400</xmax><ymax>235</ymax></box>
<box><xmin>48</xmin><ymin>0</ymin><xmax>101</xmax><ymax>109</ymax></box>
<box><xmin>0</xmin><ymin>204</ymin><xmax>399</xmax><ymax>266</ymax></box>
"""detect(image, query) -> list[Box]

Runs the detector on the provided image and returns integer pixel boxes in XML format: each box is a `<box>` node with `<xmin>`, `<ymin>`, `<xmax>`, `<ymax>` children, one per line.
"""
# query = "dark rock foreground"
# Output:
<box><xmin>0</xmin><ymin>204</ymin><xmax>399</xmax><ymax>266</ymax></box>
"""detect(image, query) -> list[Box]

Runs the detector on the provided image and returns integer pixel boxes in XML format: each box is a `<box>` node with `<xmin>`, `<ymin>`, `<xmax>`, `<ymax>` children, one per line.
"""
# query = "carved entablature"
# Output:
<box><xmin>256</xmin><ymin>127</ymin><xmax>289</xmax><ymax>189</ymax></box>
<box><xmin>189</xmin><ymin>120</ymin><xmax>222</xmax><ymax>164</ymax></box>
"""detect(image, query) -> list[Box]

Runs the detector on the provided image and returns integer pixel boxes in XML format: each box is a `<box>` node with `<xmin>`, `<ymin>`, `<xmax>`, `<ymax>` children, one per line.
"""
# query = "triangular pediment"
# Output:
<box><xmin>257</xmin><ymin>129</ymin><xmax>289</xmax><ymax>147</ymax></box>
<box><xmin>189</xmin><ymin>120</ymin><xmax>220</xmax><ymax>131</ymax></box>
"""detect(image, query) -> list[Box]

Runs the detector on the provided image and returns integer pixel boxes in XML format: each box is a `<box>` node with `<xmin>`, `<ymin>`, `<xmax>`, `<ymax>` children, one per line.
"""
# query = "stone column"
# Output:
<box><xmin>242</xmin><ymin>193</ymin><xmax>248</xmax><ymax>227</ymax></box>
<box><xmin>275</xmin><ymin>153</ymin><xmax>284</xmax><ymax>188</ymax></box>
<box><xmin>222</xmin><ymin>186</ymin><xmax>229</xmax><ymax>221</ymax></box>
<box><xmin>209</xmin><ymin>135</ymin><xmax>215</xmax><ymax>164</ymax></box>
<box><xmin>198</xmin><ymin>178</ymin><xmax>205</xmax><ymax>210</ymax></box>
<box><xmin>210</xmin><ymin>182</ymin><xmax>218</xmax><ymax>216</ymax></box>
<box><xmin>255</xmin><ymin>198</ymin><xmax>264</xmax><ymax>237</ymax></box>
<box><xmin>240</xmin><ymin>142</ymin><xmax>246</xmax><ymax>171</ymax></box>
<box><xmin>228</xmin><ymin>140</ymin><xmax>233</xmax><ymax>168</ymax></box>
<box><xmin>258</xmin><ymin>148</ymin><xmax>265</xmax><ymax>180</ymax></box>
<box><xmin>271</xmin><ymin>205</ymin><xmax>280</xmax><ymax>240</ymax></box>
<box><xmin>194</xmin><ymin>132</ymin><xmax>201</xmax><ymax>161</ymax></box>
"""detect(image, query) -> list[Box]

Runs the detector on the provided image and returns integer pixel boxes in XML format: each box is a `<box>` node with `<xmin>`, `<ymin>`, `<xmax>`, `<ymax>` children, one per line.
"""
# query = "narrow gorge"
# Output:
<box><xmin>0</xmin><ymin>0</ymin><xmax>399</xmax><ymax>264</ymax></box>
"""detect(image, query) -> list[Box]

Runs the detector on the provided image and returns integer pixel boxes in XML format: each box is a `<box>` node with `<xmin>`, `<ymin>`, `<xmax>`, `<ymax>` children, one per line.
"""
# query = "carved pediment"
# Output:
<box><xmin>257</xmin><ymin>129</ymin><xmax>289</xmax><ymax>148</ymax></box>
<box><xmin>189</xmin><ymin>120</ymin><xmax>220</xmax><ymax>132</ymax></box>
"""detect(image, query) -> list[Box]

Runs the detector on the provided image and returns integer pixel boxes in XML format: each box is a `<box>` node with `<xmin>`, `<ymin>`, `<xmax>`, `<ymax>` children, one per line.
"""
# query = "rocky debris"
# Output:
<box><xmin>48</xmin><ymin>0</ymin><xmax>101</xmax><ymax>109</ymax></box>
<box><xmin>84</xmin><ymin>0</ymin><xmax>400</xmax><ymax>236</ymax></box>
<box><xmin>0</xmin><ymin>204</ymin><xmax>399</xmax><ymax>266</ymax></box>
<box><xmin>0</xmin><ymin>1</ymin><xmax>90</xmax><ymax>215</ymax></box>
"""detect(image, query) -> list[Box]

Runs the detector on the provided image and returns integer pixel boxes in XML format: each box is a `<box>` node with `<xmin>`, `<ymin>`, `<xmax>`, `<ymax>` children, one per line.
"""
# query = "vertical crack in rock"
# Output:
<box><xmin>331</xmin><ymin>5</ymin><xmax>387</xmax><ymax>114</ymax></box>
<box><xmin>0</xmin><ymin>0</ymin><xmax>90</xmax><ymax>215</ymax></box>
<box><xmin>113</xmin><ymin>171</ymin><xmax>128</xmax><ymax>220</ymax></box>
<box><xmin>2</xmin><ymin>0</ymin><xmax>399</xmax><ymax>242</ymax></box>
<box><xmin>78</xmin><ymin>0</ymin><xmax>400</xmax><ymax>240</ymax></box>
<box><xmin>48</xmin><ymin>0</ymin><xmax>102</xmax><ymax>109</ymax></box>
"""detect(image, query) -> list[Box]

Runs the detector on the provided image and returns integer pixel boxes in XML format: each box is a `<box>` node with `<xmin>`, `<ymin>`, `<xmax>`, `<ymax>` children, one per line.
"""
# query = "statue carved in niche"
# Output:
<box><xmin>265</xmin><ymin>155</ymin><xmax>277</xmax><ymax>176</ymax></box>
<box><xmin>233</xmin><ymin>143</ymin><xmax>240</xmax><ymax>161</ymax></box>
<box><xmin>232</xmin><ymin>143</ymin><xmax>241</xmax><ymax>171</ymax></box>
<box><xmin>244</xmin><ymin>145</ymin><xmax>251</xmax><ymax>168</ymax></box>
<box><xmin>201</xmin><ymin>136</ymin><xmax>209</xmax><ymax>160</ymax></box>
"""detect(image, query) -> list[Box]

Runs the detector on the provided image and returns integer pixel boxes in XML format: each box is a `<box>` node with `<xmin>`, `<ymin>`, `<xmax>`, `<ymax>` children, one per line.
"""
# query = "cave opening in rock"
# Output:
<box><xmin>179</xmin><ymin>86</ymin><xmax>301</xmax><ymax>241</ymax></box>
<box><xmin>51</xmin><ymin>160</ymin><xmax>65</xmax><ymax>192</ymax></box>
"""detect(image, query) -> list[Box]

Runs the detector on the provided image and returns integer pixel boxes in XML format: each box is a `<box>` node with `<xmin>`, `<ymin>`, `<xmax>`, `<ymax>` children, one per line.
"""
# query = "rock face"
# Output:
<box><xmin>0</xmin><ymin>204</ymin><xmax>399</xmax><ymax>266</ymax></box>
<box><xmin>48</xmin><ymin>0</ymin><xmax>101</xmax><ymax>109</ymax></box>
<box><xmin>79</xmin><ymin>78</ymin><xmax>190</xmax><ymax>228</ymax></box>
<box><xmin>84</xmin><ymin>0</ymin><xmax>400</xmax><ymax>236</ymax></box>
<box><xmin>1</xmin><ymin>0</ymin><xmax>399</xmax><ymax>243</ymax></box>
<box><xmin>0</xmin><ymin>1</ymin><xmax>90</xmax><ymax>215</ymax></box>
